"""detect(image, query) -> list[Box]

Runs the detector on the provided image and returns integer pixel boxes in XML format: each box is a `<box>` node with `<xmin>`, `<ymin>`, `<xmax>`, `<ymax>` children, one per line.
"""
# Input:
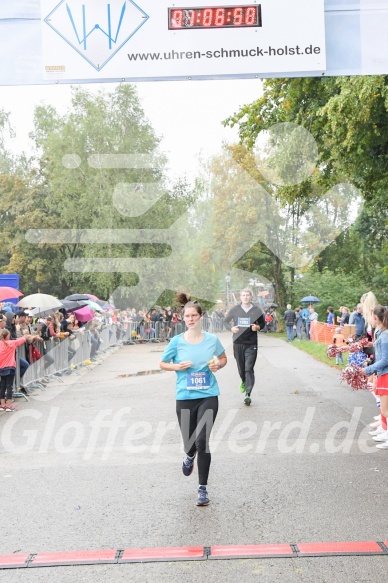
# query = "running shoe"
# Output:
<box><xmin>372</xmin><ymin>431</ymin><xmax>388</xmax><ymax>442</ymax></box>
<box><xmin>182</xmin><ymin>454</ymin><xmax>195</xmax><ymax>476</ymax></box>
<box><xmin>376</xmin><ymin>441</ymin><xmax>388</xmax><ymax>449</ymax></box>
<box><xmin>369</xmin><ymin>426</ymin><xmax>385</xmax><ymax>436</ymax></box>
<box><xmin>196</xmin><ymin>486</ymin><xmax>210</xmax><ymax>506</ymax></box>
<box><xmin>240</xmin><ymin>382</ymin><xmax>246</xmax><ymax>393</ymax></box>
<box><xmin>244</xmin><ymin>395</ymin><xmax>251</xmax><ymax>406</ymax></box>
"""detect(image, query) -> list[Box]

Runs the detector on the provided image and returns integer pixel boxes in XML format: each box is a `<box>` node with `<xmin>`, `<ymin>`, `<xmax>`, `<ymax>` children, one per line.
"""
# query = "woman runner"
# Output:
<box><xmin>160</xmin><ymin>292</ymin><xmax>227</xmax><ymax>506</ymax></box>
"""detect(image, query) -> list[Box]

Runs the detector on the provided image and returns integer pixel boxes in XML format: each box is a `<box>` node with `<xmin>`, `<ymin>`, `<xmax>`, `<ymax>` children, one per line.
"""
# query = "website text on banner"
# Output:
<box><xmin>41</xmin><ymin>0</ymin><xmax>326</xmax><ymax>80</ymax></box>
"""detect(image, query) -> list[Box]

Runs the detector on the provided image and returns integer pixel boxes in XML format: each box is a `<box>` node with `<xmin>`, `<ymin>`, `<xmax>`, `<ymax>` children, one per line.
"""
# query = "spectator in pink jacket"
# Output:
<box><xmin>0</xmin><ymin>328</ymin><xmax>38</xmax><ymax>412</ymax></box>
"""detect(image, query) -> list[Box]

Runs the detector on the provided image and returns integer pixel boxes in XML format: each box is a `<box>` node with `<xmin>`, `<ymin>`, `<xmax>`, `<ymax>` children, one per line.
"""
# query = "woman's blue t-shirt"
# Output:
<box><xmin>161</xmin><ymin>332</ymin><xmax>225</xmax><ymax>400</ymax></box>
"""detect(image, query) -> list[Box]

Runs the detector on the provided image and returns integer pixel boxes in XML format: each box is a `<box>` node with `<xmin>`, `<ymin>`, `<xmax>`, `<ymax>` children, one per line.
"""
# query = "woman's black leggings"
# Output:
<box><xmin>0</xmin><ymin>373</ymin><xmax>15</xmax><ymax>402</ymax></box>
<box><xmin>176</xmin><ymin>396</ymin><xmax>219</xmax><ymax>486</ymax></box>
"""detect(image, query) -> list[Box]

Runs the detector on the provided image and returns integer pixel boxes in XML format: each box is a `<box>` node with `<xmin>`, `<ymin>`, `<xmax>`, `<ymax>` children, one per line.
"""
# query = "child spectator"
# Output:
<box><xmin>264</xmin><ymin>311</ymin><xmax>273</xmax><ymax>332</ymax></box>
<box><xmin>333</xmin><ymin>327</ymin><xmax>346</xmax><ymax>365</ymax></box>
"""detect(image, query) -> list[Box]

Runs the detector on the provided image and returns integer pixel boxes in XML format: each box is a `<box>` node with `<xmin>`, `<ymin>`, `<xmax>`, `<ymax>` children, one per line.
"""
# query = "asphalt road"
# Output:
<box><xmin>1</xmin><ymin>333</ymin><xmax>387</xmax><ymax>582</ymax></box>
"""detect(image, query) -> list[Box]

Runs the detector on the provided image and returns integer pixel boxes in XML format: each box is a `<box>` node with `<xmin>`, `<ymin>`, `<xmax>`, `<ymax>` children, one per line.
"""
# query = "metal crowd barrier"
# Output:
<box><xmin>119</xmin><ymin>317</ymin><xmax>225</xmax><ymax>343</ymax></box>
<box><xmin>13</xmin><ymin>325</ymin><xmax>121</xmax><ymax>400</ymax></box>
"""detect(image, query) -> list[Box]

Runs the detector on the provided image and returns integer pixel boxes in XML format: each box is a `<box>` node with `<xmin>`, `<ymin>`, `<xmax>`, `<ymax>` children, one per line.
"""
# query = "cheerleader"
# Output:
<box><xmin>364</xmin><ymin>306</ymin><xmax>388</xmax><ymax>448</ymax></box>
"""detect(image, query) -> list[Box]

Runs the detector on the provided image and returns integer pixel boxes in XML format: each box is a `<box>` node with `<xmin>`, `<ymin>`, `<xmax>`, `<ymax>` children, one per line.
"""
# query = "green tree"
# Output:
<box><xmin>1</xmin><ymin>85</ymin><xmax>198</xmax><ymax>302</ymax></box>
<box><xmin>223</xmin><ymin>76</ymin><xmax>388</xmax><ymax>302</ymax></box>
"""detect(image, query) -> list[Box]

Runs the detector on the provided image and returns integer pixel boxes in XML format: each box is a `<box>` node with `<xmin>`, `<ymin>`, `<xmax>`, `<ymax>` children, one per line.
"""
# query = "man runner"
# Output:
<box><xmin>224</xmin><ymin>288</ymin><xmax>265</xmax><ymax>406</ymax></box>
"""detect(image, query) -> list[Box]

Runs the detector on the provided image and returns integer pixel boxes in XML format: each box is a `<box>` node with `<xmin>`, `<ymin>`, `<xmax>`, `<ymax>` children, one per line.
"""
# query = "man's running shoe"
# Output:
<box><xmin>244</xmin><ymin>395</ymin><xmax>251</xmax><ymax>406</ymax></box>
<box><xmin>182</xmin><ymin>454</ymin><xmax>195</xmax><ymax>476</ymax></box>
<box><xmin>196</xmin><ymin>486</ymin><xmax>210</xmax><ymax>506</ymax></box>
<box><xmin>240</xmin><ymin>382</ymin><xmax>246</xmax><ymax>393</ymax></box>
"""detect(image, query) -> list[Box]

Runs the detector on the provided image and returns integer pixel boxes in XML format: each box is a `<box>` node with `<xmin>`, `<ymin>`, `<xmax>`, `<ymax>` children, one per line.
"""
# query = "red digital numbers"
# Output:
<box><xmin>169</xmin><ymin>5</ymin><xmax>259</xmax><ymax>29</ymax></box>
<box><xmin>215</xmin><ymin>8</ymin><xmax>225</xmax><ymax>26</ymax></box>
<box><xmin>233</xmin><ymin>7</ymin><xmax>243</xmax><ymax>25</ymax></box>
<box><xmin>171</xmin><ymin>9</ymin><xmax>183</xmax><ymax>28</ymax></box>
<box><xmin>245</xmin><ymin>5</ymin><xmax>256</xmax><ymax>25</ymax></box>
<box><xmin>203</xmin><ymin>8</ymin><xmax>212</xmax><ymax>26</ymax></box>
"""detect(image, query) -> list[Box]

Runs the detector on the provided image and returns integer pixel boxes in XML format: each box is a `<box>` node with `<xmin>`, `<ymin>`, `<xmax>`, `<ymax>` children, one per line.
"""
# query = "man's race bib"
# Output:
<box><xmin>187</xmin><ymin>371</ymin><xmax>211</xmax><ymax>390</ymax></box>
<box><xmin>237</xmin><ymin>317</ymin><xmax>251</xmax><ymax>327</ymax></box>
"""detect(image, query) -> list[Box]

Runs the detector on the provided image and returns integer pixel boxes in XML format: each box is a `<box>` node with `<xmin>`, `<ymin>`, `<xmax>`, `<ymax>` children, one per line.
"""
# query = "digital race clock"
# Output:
<box><xmin>168</xmin><ymin>5</ymin><xmax>262</xmax><ymax>30</ymax></box>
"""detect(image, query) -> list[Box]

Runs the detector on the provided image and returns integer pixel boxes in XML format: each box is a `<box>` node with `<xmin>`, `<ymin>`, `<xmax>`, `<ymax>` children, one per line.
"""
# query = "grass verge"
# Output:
<box><xmin>267</xmin><ymin>332</ymin><xmax>347</xmax><ymax>369</ymax></box>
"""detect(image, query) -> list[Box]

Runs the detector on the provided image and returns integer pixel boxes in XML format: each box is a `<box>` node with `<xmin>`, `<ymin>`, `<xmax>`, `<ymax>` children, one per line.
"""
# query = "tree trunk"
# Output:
<box><xmin>290</xmin><ymin>266</ymin><xmax>295</xmax><ymax>304</ymax></box>
<box><xmin>272</xmin><ymin>254</ymin><xmax>286</xmax><ymax>307</ymax></box>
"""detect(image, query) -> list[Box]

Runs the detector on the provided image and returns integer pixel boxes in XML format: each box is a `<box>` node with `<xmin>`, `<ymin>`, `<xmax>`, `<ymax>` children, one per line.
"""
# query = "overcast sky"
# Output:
<box><xmin>0</xmin><ymin>79</ymin><xmax>263</xmax><ymax>179</ymax></box>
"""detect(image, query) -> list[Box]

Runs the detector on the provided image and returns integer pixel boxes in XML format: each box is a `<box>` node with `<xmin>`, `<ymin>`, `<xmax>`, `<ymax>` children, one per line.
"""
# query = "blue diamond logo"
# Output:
<box><xmin>44</xmin><ymin>0</ymin><xmax>149</xmax><ymax>72</ymax></box>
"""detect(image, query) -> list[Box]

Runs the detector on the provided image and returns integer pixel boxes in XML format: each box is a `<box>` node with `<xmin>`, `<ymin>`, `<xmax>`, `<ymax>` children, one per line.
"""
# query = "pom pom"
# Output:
<box><xmin>348</xmin><ymin>351</ymin><xmax>367</xmax><ymax>367</ymax></box>
<box><xmin>341</xmin><ymin>365</ymin><xmax>368</xmax><ymax>391</ymax></box>
<box><xmin>326</xmin><ymin>344</ymin><xmax>337</xmax><ymax>358</ymax></box>
<box><xmin>326</xmin><ymin>344</ymin><xmax>348</xmax><ymax>358</ymax></box>
<box><xmin>348</xmin><ymin>337</ymin><xmax>369</xmax><ymax>353</ymax></box>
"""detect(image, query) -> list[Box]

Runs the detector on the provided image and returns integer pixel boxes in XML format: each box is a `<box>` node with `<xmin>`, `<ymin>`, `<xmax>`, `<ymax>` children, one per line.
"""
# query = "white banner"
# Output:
<box><xmin>360</xmin><ymin>0</ymin><xmax>388</xmax><ymax>74</ymax></box>
<box><xmin>41</xmin><ymin>0</ymin><xmax>326</xmax><ymax>80</ymax></box>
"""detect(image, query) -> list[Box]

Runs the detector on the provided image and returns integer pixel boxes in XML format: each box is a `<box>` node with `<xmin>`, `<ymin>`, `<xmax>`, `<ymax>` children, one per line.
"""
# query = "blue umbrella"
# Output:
<box><xmin>300</xmin><ymin>295</ymin><xmax>320</xmax><ymax>303</ymax></box>
<box><xmin>2</xmin><ymin>302</ymin><xmax>17</xmax><ymax>311</ymax></box>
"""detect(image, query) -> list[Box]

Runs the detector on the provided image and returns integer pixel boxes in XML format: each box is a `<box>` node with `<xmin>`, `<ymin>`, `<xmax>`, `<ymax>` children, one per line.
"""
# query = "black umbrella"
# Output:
<box><xmin>64</xmin><ymin>294</ymin><xmax>90</xmax><ymax>301</ymax></box>
<box><xmin>60</xmin><ymin>299</ymin><xmax>89</xmax><ymax>311</ymax></box>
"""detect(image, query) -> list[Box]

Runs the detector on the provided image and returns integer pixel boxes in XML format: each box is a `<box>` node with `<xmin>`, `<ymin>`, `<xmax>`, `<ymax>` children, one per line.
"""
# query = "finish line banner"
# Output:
<box><xmin>41</xmin><ymin>0</ymin><xmax>326</xmax><ymax>80</ymax></box>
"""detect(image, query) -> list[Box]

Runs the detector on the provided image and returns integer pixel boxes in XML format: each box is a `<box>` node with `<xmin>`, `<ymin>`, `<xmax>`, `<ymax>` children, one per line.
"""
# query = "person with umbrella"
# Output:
<box><xmin>300</xmin><ymin>296</ymin><xmax>320</xmax><ymax>340</ymax></box>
